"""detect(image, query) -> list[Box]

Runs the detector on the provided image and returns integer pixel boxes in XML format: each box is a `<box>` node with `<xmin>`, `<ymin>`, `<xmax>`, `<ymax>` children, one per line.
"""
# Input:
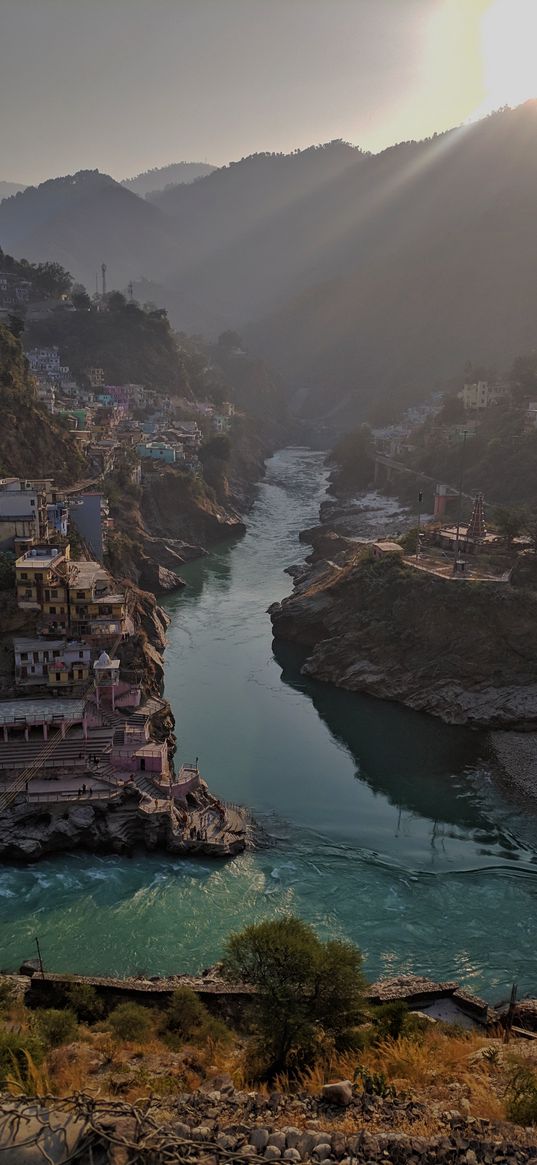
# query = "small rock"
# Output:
<box><xmin>321</xmin><ymin>1081</ymin><xmax>353</xmax><ymax>1107</ymax></box>
<box><xmin>250</xmin><ymin>1129</ymin><xmax>270</xmax><ymax>1152</ymax></box>
<box><xmin>313</xmin><ymin>1143</ymin><xmax>333</xmax><ymax>1160</ymax></box>
<box><xmin>466</xmin><ymin>1153</ymin><xmax>478</xmax><ymax>1165</ymax></box>
<box><xmin>283</xmin><ymin>1152</ymin><xmax>301</xmax><ymax>1162</ymax></box>
<box><xmin>284</xmin><ymin>1129</ymin><xmax>302</xmax><ymax>1150</ymax></box>
<box><xmin>265</xmin><ymin>1148</ymin><xmax>282</xmax><ymax>1161</ymax></box>
<box><xmin>267</xmin><ymin>1133</ymin><xmax>287</xmax><ymax>1152</ymax></box>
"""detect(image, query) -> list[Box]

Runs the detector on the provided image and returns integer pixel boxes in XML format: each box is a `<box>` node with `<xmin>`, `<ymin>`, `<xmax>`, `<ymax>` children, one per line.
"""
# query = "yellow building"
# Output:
<box><xmin>16</xmin><ymin>545</ymin><xmax>71</xmax><ymax>633</ymax></box>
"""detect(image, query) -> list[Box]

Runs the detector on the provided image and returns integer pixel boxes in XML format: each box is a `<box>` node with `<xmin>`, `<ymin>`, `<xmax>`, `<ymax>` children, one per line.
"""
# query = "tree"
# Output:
<box><xmin>32</xmin><ymin>261</ymin><xmax>72</xmax><ymax>298</ymax></box>
<box><xmin>71</xmin><ymin>283</ymin><xmax>91</xmax><ymax>311</ymax></box>
<box><xmin>494</xmin><ymin>507</ymin><xmax>524</xmax><ymax>548</ymax></box>
<box><xmin>222</xmin><ymin>916</ymin><xmax>365</xmax><ymax>1077</ymax></box>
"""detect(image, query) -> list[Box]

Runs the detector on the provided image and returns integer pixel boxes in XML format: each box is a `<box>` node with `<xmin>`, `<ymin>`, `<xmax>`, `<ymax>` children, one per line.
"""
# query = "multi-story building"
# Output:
<box><xmin>15</xmin><ymin>544</ymin><xmax>71</xmax><ymax>633</ymax></box>
<box><xmin>459</xmin><ymin>381</ymin><xmax>510</xmax><ymax>410</ymax></box>
<box><xmin>14</xmin><ymin>637</ymin><xmax>91</xmax><ymax>689</ymax></box>
<box><xmin>0</xmin><ymin>273</ymin><xmax>32</xmax><ymax>307</ymax></box>
<box><xmin>26</xmin><ymin>347</ymin><xmax>62</xmax><ymax>381</ymax></box>
<box><xmin>86</xmin><ymin>367</ymin><xmax>105</xmax><ymax>389</ymax></box>
<box><xmin>0</xmin><ymin>478</ymin><xmax>49</xmax><ymax>549</ymax></box>
<box><xmin>137</xmin><ymin>441</ymin><xmax>177</xmax><ymax>463</ymax></box>
<box><xmin>67</xmin><ymin>559</ymin><xmax>128</xmax><ymax>642</ymax></box>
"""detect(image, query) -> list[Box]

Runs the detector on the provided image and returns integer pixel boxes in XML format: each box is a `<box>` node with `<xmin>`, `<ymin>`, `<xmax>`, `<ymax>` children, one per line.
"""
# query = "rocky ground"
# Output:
<box><xmin>2</xmin><ymin>1077</ymin><xmax>537</xmax><ymax>1163</ymax></box>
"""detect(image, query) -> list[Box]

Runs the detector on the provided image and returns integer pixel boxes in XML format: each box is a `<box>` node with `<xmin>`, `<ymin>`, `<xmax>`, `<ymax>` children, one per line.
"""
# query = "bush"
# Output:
<box><xmin>107</xmin><ymin>1002</ymin><xmax>152</xmax><ymax>1043</ymax></box>
<box><xmin>161</xmin><ymin>987</ymin><xmax>230</xmax><ymax>1047</ymax></box>
<box><xmin>372</xmin><ymin>1001</ymin><xmax>409</xmax><ymax>1041</ymax></box>
<box><xmin>507</xmin><ymin>1064</ymin><xmax>537</xmax><ymax>1125</ymax></box>
<box><xmin>66</xmin><ymin>983</ymin><xmax>104</xmax><ymax>1023</ymax></box>
<box><xmin>0</xmin><ymin>1026</ymin><xmax>44</xmax><ymax>1087</ymax></box>
<box><xmin>35</xmin><ymin>1008</ymin><xmax>78</xmax><ymax>1049</ymax></box>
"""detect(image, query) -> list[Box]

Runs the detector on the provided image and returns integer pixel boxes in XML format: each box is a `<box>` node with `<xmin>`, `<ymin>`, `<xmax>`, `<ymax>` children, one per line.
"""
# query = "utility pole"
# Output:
<box><xmin>34</xmin><ymin>936</ymin><xmax>45</xmax><ymax>978</ymax></box>
<box><xmin>415</xmin><ymin>489</ymin><xmax>423</xmax><ymax>559</ymax></box>
<box><xmin>454</xmin><ymin>430</ymin><xmax>468</xmax><ymax>567</ymax></box>
<box><xmin>101</xmin><ymin>262</ymin><xmax>107</xmax><ymax>298</ymax></box>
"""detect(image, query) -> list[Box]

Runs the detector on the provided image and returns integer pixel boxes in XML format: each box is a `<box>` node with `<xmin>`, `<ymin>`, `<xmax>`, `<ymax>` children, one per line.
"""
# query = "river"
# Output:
<box><xmin>1</xmin><ymin>447</ymin><xmax>536</xmax><ymax>997</ymax></box>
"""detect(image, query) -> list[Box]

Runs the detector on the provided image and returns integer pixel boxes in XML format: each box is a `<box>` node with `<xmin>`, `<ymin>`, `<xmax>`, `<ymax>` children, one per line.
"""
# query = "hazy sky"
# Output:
<box><xmin>1</xmin><ymin>0</ymin><xmax>533</xmax><ymax>184</ymax></box>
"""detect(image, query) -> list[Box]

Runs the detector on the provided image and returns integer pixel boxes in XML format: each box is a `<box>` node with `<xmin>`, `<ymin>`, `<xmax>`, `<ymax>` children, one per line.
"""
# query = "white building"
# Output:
<box><xmin>27</xmin><ymin>346</ymin><xmax>62</xmax><ymax>380</ymax></box>
<box><xmin>459</xmin><ymin>381</ymin><xmax>510</xmax><ymax>410</ymax></box>
<box><xmin>14</xmin><ymin>637</ymin><xmax>91</xmax><ymax>688</ymax></box>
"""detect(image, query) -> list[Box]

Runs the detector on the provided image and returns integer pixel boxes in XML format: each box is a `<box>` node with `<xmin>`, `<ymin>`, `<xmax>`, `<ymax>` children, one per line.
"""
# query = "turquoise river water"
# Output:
<box><xmin>0</xmin><ymin>447</ymin><xmax>536</xmax><ymax>998</ymax></box>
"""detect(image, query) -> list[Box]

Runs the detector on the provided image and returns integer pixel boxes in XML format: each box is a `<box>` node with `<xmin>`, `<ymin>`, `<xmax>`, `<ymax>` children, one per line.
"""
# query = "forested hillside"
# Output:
<box><xmin>26</xmin><ymin>294</ymin><xmax>200</xmax><ymax>394</ymax></box>
<box><xmin>5</xmin><ymin>105</ymin><xmax>537</xmax><ymax>423</ymax></box>
<box><xmin>0</xmin><ymin>322</ymin><xmax>84</xmax><ymax>482</ymax></box>
<box><xmin>122</xmin><ymin>161</ymin><xmax>216</xmax><ymax>196</ymax></box>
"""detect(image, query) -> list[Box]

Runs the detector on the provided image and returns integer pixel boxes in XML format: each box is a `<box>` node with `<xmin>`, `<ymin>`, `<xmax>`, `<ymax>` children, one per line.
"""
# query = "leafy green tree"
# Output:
<box><xmin>32</xmin><ymin>261</ymin><xmax>72</xmax><ymax>298</ymax></box>
<box><xmin>223</xmin><ymin>916</ymin><xmax>366</xmax><ymax>1077</ymax></box>
<box><xmin>494</xmin><ymin>507</ymin><xmax>524</xmax><ymax>547</ymax></box>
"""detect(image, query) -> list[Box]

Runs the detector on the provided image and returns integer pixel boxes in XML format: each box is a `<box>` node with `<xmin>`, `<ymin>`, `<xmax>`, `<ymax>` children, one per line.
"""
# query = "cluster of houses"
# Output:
<box><xmin>25</xmin><ymin>345</ymin><xmax>236</xmax><ymax>480</ymax></box>
<box><xmin>0</xmin><ymin>534</ymin><xmax>180</xmax><ymax>804</ymax></box>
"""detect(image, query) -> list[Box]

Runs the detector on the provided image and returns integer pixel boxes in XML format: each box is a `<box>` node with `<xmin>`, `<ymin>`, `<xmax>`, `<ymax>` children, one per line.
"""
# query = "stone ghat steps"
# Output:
<box><xmin>0</xmin><ymin>734</ymin><xmax>114</xmax><ymax>772</ymax></box>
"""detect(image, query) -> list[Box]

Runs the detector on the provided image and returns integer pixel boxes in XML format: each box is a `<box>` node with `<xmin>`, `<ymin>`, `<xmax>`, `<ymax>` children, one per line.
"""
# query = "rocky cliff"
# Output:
<box><xmin>270</xmin><ymin>550</ymin><xmax>537</xmax><ymax>727</ymax></box>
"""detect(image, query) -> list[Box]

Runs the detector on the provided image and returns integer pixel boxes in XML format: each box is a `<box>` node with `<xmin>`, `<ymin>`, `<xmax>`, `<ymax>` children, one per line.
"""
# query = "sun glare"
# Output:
<box><xmin>480</xmin><ymin>0</ymin><xmax>537</xmax><ymax>112</ymax></box>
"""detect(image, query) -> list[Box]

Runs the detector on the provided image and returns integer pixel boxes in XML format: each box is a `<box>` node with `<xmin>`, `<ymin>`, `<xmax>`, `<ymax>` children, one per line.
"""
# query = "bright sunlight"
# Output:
<box><xmin>480</xmin><ymin>0</ymin><xmax>537</xmax><ymax>112</ymax></box>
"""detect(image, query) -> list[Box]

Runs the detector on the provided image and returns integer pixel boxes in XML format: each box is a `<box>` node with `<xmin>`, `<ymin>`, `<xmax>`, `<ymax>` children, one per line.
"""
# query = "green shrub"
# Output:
<box><xmin>372</xmin><ymin>1001</ymin><xmax>409</xmax><ymax>1041</ymax></box>
<box><xmin>107</xmin><ymin>1002</ymin><xmax>152</xmax><ymax>1043</ymax></box>
<box><xmin>507</xmin><ymin>1064</ymin><xmax>537</xmax><ymax>1125</ymax></box>
<box><xmin>0</xmin><ymin>1026</ymin><xmax>44</xmax><ymax>1086</ymax></box>
<box><xmin>35</xmin><ymin>1008</ymin><xmax>78</xmax><ymax>1048</ymax></box>
<box><xmin>161</xmin><ymin>987</ymin><xmax>230</xmax><ymax>1047</ymax></box>
<box><xmin>66</xmin><ymin>983</ymin><xmax>104</xmax><ymax>1023</ymax></box>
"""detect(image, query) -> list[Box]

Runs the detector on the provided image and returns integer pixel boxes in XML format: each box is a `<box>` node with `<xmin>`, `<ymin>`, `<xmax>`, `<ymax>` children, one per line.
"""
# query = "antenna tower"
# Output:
<box><xmin>101</xmin><ymin>262</ymin><xmax>107</xmax><ymax>297</ymax></box>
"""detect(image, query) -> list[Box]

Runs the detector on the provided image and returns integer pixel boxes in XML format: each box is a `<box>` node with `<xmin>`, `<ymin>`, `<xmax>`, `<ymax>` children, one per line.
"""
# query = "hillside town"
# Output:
<box><xmin>0</xmin><ymin>267</ymin><xmax>251</xmax><ymax>860</ymax></box>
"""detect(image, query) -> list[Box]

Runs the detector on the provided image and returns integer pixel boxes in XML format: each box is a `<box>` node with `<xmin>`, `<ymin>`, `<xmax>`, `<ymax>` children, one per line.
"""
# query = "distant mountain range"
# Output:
<box><xmin>121</xmin><ymin>161</ymin><xmax>217</xmax><ymax>197</ymax></box>
<box><xmin>0</xmin><ymin>181</ymin><xmax>26</xmax><ymax>202</ymax></box>
<box><xmin>3</xmin><ymin>105</ymin><xmax>537</xmax><ymax>422</ymax></box>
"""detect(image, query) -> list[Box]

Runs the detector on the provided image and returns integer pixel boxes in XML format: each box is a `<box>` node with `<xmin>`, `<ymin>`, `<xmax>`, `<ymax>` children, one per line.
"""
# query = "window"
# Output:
<box><xmin>78</xmin><ymin>651</ymin><xmax>84</xmax><ymax>659</ymax></box>
<box><xmin>20</xmin><ymin>573</ymin><xmax>27</xmax><ymax>580</ymax></box>
<box><xmin>55</xmin><ymin>672</ymin><xmax>61</xmax><ymax>682</ymax></box>
<box><xmin>20</xmin><ymin>652</ymin><xmax>28</xmax><ymax>661</ymax></box>
<box><xmin>50</xmin><ymin>589</ymin><xmax>57</xmax><ymax>598</ymax></box>
<box><xmin>77</xmin><ymin>590</ymin><xmax>85</xmax><ymax>598</ymax></box>
<box><xmin>49</xmin><ymin>607</ymin><xmax>56</xmax><ymax>614</ymax></box>
<box><xmin>34</xmin><ymin>573</ymin><xmax>42</xmax><ymax>581</ymax></box>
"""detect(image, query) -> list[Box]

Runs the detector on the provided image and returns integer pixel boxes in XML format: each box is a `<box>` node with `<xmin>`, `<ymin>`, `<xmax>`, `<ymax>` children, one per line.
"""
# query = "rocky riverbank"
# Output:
<box><xmin>270</xmin><ymin>546</ymin><xmax>537</xmax><ymax>728</ymax></box>
<box><xmin>0</xmin><ymin>779</ymin><xmax>257</xmax><ymax>862</ymax></box>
